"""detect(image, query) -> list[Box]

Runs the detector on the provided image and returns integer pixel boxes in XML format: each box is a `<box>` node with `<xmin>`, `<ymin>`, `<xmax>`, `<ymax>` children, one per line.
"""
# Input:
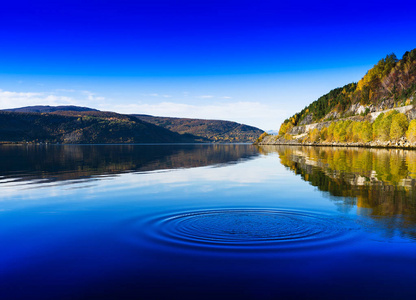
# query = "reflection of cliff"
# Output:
<box><xmin>0</xmin><ymin>144</ymin><xmax>259</xmax><ymax>183</ymax></box>
<box><xmin>259</xmin><ymin>145</ymin><xmax>416</xmax><ymax>240</ymax></box>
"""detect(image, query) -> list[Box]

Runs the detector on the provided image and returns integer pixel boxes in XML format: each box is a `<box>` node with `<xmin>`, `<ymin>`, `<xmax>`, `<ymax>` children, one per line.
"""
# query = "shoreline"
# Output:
<box><xmin>0</xmin><ymin>141</ymin><xmax>252</xmax><ymax>146</ymax></box>
<box><xmin>256</xmin><ymin>138</ymin><xmax>416</xmax><ymax>150</ymax></box>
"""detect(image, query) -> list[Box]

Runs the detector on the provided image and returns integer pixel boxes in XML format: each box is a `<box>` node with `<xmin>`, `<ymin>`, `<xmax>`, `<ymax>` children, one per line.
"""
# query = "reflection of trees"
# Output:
<box><xmin>0</xmin><ymin>144</ymin><xmax>259</xmax><ymax>183</ymax></box>
<box><xmin>259</xmin><ymin>145</ymin><xmax>416</xmax><ymax>240</ymax></box>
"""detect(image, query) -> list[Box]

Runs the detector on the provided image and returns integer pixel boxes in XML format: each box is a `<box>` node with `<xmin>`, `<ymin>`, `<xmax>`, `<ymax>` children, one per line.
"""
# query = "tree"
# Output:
<box><xmin>320</xmin><ymin>127</ymin><xmax>328</xmax><ymax>141</ymax></box>
<box><xmin>390</xmin><ymin>113</ymin><xmax>409</xmax><ymax>140</ymax></box>
<box><xmin>360</xmin><ymin>121</ymin><xmax>373</xmax><ymax>143</ymax></box>
<box><xmin>351</xmin><ymin>122</ymin><xmax>362</xmax><ymax>142</ymax></box>
<box><xmin>372</xmin><ymin>112</ymin><xmax>385</xmax><ymax>140</ymax></box>
<box><xmin>374</xmin><ymin>111</ymin><xmax>397</xmax><ymax>141</ymax></box>
<box><xmin>406</xmin><ymin>119</ymin><xmax>416</xmax><ymax>142</ymax></box>
<box><xmin>379</xmin><ymin>115</ymin><xmax>392</xmax><ymax>141</ymax></box>
<box><xmin>326</xmin><ymin>122</ymin><xmax>336</xmax><ymax>141</ymax></box>
<box><xmin>278</xmin><ymin>121</ymin><xmax>294</xmax><ymax>137</ymax></box>
<box><xmin>309</xmin><ymin>128</ymin><xmax>320</xmax><ymax>142</ymax></box>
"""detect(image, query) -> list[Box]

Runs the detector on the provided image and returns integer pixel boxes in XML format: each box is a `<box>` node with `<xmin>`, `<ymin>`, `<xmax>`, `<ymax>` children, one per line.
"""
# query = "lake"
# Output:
<box><xmin>0</xmin><ymin>144</ymin><xmax>415</xmax><ymax>299</ymax></box>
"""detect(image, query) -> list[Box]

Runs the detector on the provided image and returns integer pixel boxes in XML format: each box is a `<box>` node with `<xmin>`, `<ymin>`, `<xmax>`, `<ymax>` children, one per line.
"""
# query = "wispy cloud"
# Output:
<box><xmin>0</xmin><ymin>89</ymin><xmax>106</xmax><ymax>110</ymax></box>
<box><xmin>81</xmin><ymin>90</ymin><xmax>105</xmax><ymax>101</ymax></box>
<box><xmin>0</xmin><ymin>89</ymin><xmax>76</xmax><ymax>108</ymax></box>
<box><xmin>141</xmin><ymin>93</ymin><xmax>172</xmax><ymax>98</ymax></box>
<box><xmin>55</xmin><ymin>89</ymin><xmax>77</xmax><ymax>93</ymax></box>
<box><xmin>198</xmin><ymin>95</ymin><xmax>214</xmax><ymax>99</ymax></box>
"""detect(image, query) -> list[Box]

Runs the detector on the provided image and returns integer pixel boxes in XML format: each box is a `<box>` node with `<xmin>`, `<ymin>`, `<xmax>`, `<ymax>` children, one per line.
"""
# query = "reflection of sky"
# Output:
<box><xmin>0</xmin><ymin>154</ymin><xmax>337</xmax><ymax>214</ymax></box>
<box><xmin>0</xmin><ymin>154</ymin><xmax>415</xmax><ymax>300</ymax></box>
<box><xmin>1</xmin><ymin>156</ymin><xmax>277</xmax><ymax>196</ymax></box>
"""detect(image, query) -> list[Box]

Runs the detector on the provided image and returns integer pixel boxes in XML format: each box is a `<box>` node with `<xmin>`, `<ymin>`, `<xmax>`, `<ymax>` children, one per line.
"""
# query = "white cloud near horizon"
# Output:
<box><xmin>0</xmin><ymin>89</ymin><xmax>105</xmax><ymax>109</ymax></box>
<box><xmin>0</xmin><ymin>89</ymin><xmax>77</xmax><ymax>108</ymax></box>
<box><xmin>0</xmin><ymin>88</ymin><xmax>286</xmax><ymax>130</ymax></box>
<box><xmin>112</xmin><ymin>101</ymin><xmax>287</xmax><ymax>130</ymax></box>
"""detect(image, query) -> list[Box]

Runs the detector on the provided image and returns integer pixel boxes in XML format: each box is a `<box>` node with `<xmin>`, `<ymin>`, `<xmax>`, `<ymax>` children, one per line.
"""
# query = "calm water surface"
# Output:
<box><xmin>0</xmin><ymin>144</ymin><xmax>415</xmax><ymax>299</ymax></box>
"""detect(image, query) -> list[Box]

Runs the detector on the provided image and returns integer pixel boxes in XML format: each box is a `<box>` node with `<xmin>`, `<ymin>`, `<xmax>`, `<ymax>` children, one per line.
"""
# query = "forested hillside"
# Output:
<box><xmin>134</xmin><ymin>115</ymin><xmax>264</xmax><ymax>143</ymax></box>
<box><xmin>0</xmin><ymin>111</ymin><xmax>198</xmax><ymax>144</ymax></box>
<box><xmin>4</xmin><ymin>105</ymin><xmax>98</xmax><ymax>113</ymax></box>
<box><xmin>0</xmin><ymin>106</ymin><xmax>264</xmax><ymax>144</ymax></box>
<box><xmin>281</xmin><ymin>48</ymin><xmax>416</xmax><ymax>130</ymax></box>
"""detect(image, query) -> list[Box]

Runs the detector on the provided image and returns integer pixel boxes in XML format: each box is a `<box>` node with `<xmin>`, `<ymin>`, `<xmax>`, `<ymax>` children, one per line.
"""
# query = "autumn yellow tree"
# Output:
<box><xmin>360</xmin><ymin>121</ymin><xmax>373</xmax><ymax>143</ymax></box>
<box><xmin>406</xmin><ymin>119</ymin><xmax>416</xmax><ymax>142</ymax></box>
<box><xmin>309</xmin><ymin>128</ymin><xmax>320</xmax><ymax>142</ymax></box>
<box><xmin>278</xmin><ymin>122</ymin><xmax>294</xmax><ymax>137</ymax></box>
<box><xmin>390</xmin><ymin>113</ymin><xmax>409</xmax><ymax>140</ymax></box>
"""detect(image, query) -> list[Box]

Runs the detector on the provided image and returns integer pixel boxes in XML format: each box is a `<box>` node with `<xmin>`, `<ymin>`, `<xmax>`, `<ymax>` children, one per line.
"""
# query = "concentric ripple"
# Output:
<box><xmin>139</xmin><ymin>209</ymin><xmax>358</xmax><ymax>251</ymax></box>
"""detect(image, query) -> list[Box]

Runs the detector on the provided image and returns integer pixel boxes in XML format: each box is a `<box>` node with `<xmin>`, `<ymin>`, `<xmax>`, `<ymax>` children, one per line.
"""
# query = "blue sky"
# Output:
<box><xmin>0</xmin><ymin>0</ymin><xmax>415</xmax><ymax>130</ymax></box>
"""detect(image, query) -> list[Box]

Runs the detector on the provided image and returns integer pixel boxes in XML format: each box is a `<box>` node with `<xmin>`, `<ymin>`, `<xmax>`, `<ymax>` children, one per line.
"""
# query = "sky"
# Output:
<box><xmin>0</xmin><ymin>0</ymin><xmax>415</xmax><ymax>130</ymax></box>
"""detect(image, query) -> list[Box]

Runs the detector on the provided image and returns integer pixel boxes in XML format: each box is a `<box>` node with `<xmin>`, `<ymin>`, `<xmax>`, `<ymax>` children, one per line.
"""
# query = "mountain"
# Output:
<box><xmin>134</xmin><ymin>114</ymin><xmax>264</xmax><ymax>143</ymax></box>
<box><xmin>281</xmin><ymin>48</ymin><xmax>416</xmax><ymax>130</ymax></box>
<box><xmin>4</xmin><ymin>105</ymin><xmax>98</xmax><ymax>113</ymax></box>
<box><xmin>0</xmin><ymin>110</ymin><xmax>199</xmax><ymax>144</ymax></box>
<box><xmin>0</xmin><ymin>106</ymin><xmax>263</xmax><ymax>144</ymax></box>
<box><xmin>266</xmin><ymin>48</ymin><xmax>416</xmax><ymax>146</ymax></box>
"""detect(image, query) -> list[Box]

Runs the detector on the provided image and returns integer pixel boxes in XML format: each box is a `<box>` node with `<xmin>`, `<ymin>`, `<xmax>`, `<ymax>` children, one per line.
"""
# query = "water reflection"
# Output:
<box><xmin>0</xmin><ymin>144</ymin><xmax>259</xmax><ymax>184</ymax></box>
<box><xmin>1</xmin><ymin>144</ymin><xmax>415</xmax><ymax>300</ymax></box>
<box><xmin>259</xmin><ymin>145</ymin><xmax>416</xmax><ymax>240</ymax></box>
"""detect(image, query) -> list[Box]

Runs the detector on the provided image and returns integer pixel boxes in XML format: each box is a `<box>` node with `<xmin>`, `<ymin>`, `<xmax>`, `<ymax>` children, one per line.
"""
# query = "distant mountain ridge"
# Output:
<box><xmin>134</xmin><ymin>114</ymin><xmax>264</xmax><ymax>143</ymax></box>
<box><xmin>0</xmin><ymin>110</ymin><xmax>199</xmax><ymax>144</ymax></box>
<box><xmin>4</xmin><ymin>105</ymin><xmax>98</xmax><ymax>113</ymax></box>
<box><xmin>0</xmin><ymin>105</ymin><xmax>264</xmax><ymax>143</ymax></box>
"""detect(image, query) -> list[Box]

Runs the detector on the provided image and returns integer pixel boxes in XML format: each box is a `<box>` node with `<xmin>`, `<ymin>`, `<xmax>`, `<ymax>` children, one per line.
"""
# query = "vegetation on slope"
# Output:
<box><xmin>1</xmin><ymin>106</ymin><xmax>264</xmax><ymax>143</ymax></box>
<box><xmin>4</xmin><ymin>105</ymin><xmax>98</xmax><ymax>113</ymax></box>
<box><xmin>0</xmin><ymin>111</ymin><xmax>198</xmax><ymax>144</ymax></box>
<box><xmin>296</xmin><ymin>111</ymin><xmax>415</xmax><ymax>144</ymax></box>
<box><xmin>134</xmin><ymin>115</ymin><xmax>264</xmax><ymax>143</ymax></box>
<box><xmin>280</xmin><ymin>48</ymin><xmax>416</xmax><ymax>132</ymax></box>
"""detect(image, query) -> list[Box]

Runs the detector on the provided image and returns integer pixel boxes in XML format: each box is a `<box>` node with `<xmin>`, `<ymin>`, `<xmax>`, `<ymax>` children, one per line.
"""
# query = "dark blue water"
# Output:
<box><xmin>0</xmin><ymin>144</ymin><xmax>415</xmax><ymax>299</ymax></box>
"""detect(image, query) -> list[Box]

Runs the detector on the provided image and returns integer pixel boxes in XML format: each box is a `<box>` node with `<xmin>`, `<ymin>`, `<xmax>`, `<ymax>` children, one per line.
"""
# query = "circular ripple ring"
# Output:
<box><xmin>140</xmin><ymin>209</ymin><xmax>356</xmax><ymax>251</ymax></box>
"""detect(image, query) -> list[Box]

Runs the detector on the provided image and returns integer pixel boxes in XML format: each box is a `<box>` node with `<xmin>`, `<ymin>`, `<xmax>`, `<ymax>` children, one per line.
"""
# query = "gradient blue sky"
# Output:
<box><xmin>1</xmin><ymin>0</ymin><xmax>415</xmax><ymax>130</ymax></box>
